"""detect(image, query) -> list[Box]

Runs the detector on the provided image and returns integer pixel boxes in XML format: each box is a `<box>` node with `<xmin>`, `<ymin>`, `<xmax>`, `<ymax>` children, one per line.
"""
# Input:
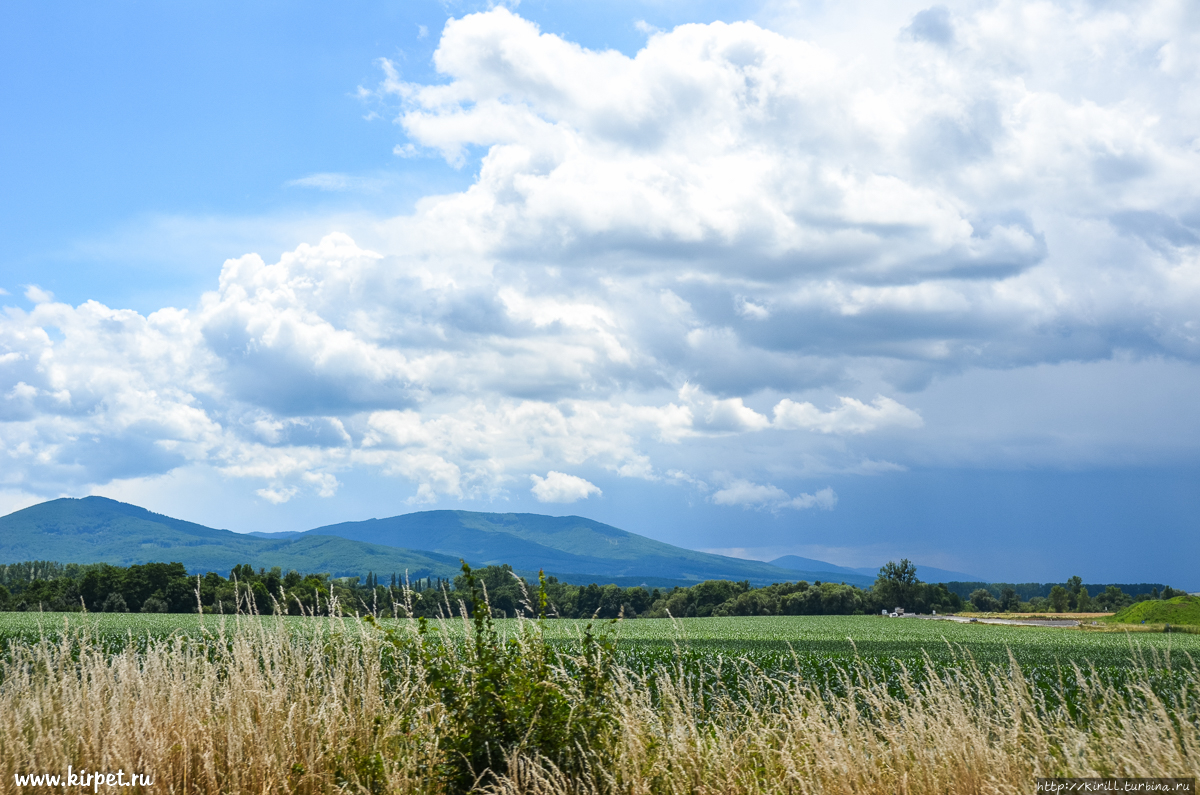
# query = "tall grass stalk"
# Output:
<box><xmin>0</xmin><ymin>612</ymin><xmax>1196</xmax><ymax>794</ymax></box>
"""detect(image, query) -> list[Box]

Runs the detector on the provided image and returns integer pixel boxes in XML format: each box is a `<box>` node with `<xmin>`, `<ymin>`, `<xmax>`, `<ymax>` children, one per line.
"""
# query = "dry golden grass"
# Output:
<box><xmin>0</xmin><ymin>617</ymin><xmax>442</xmax><ymax>795</ymax></box>
<box><xmin>591</xmin><ymin>657</ymin><xmax>1199</xmax><ymax>795</ymax></box>
<box><xmin>1</xmin><ymin>614</ymin><xmax>1196</xmax><ymax>795</ymax></box>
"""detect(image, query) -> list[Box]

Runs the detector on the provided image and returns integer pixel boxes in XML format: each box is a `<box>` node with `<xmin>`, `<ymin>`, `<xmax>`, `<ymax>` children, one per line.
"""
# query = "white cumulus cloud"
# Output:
<box><xmin>530</xmin><ymin>471</ymin><xmax>602</xmax><ymax>503</ymax></box>
<box><xmin>711</xmin><ymin>479</ymin><xmax>837</xmax><ymax>512</ymax></box>
<box><xmin>3</xmin><ymin>1</ymin><xmax>1200</xmax><ymax>507</ymax></box>
<box><xmin>773</xmin><ymin>396</ymin><xmax>924</xmax><ymax>434</ymax></box>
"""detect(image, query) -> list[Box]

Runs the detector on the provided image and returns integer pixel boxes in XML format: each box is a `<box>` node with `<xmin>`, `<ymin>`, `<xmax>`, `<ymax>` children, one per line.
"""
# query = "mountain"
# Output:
<box><xmin>885</xmin><ymin>564</ymin><xmax>982</xmax><ymax>583</ymax></box>
<box><xmin>0</xmin><ymin>497</ymin><xmax>461</xmax><ymax>578</ymax></box>
<box><xmin>302</xmin><ymin>510</ymin><xmax>816</xmax><ymax>586</ymax></box>
<box><xmin>769</xmin><ymin>555</ymin><xmax>865</xmax><ymax>578</ymax></box>
<box><xmin>847</xmin><ymin>563</ymin><xmax>982</xmax><ymax>583</ymax></box>
<box><xmin>2</xmin><ymin>498</ymin><xmax>935</xmax><ymax>588</ymax></box>
<box><xmin>768</xmin><ymin>555</ymin><xmax>981</xmax><ymax>585</ymax></box>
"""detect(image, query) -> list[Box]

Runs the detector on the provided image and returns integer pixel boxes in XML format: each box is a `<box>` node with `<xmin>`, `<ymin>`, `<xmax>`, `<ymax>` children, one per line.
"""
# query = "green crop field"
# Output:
<box><xmin>547</xmin><ymin>614</ymin><xmax>1198</xmax><ymax>663</ymax></box>
<box><xmin>3</xmin><ymin>612</ymin><xmax>1195</xmax><ymax>670</ymax></box>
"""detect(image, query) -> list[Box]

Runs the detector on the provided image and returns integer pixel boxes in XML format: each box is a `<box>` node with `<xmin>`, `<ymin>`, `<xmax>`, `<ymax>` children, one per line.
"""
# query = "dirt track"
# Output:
<box><xmin>910</xmin><ymin>614</ymin><xmax>1080</xmax><ymax>627</ymax></box>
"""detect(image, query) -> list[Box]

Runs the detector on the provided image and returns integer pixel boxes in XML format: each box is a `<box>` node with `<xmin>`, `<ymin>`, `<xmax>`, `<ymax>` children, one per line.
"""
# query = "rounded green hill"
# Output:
<box><xmin>1110</xmin><ymin>595</ymin><xmax>1200</xmax><ymax>626</ymax></box>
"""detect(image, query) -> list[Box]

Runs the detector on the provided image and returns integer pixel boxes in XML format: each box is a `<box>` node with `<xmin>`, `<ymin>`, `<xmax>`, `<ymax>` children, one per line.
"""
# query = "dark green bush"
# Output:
<box><xmin>376</xmin><ymin>563</ymin><xmax>618</xmax><ymax>793</ymax></box>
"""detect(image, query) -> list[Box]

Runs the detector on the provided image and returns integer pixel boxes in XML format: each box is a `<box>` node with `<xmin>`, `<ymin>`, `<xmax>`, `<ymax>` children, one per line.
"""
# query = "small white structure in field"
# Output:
<box><xmin>882</xmin><ymin>609</ymin><xmax>889</xmax><ymax>616</ymax></box>
<box><xmin>895</xmin><ymin>607</ymin><xmax>905</xmax><ymax>615</ymax></box>
<box><xmin>932</xmin><ymin>610</ymin><xmax>937</xmax><ymax>615</ymax></box>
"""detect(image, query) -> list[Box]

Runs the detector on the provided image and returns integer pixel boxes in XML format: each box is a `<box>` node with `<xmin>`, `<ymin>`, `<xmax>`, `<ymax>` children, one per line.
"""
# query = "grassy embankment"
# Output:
<box><xmin>1106</xmin><ymin>594</ymin><xmax>1200</xmax><ymax>629</ymax></box>
<box><xmin>1</xmin><ymin>602</ymin><xmax>1198</xmax><ymax>794</ymax></box>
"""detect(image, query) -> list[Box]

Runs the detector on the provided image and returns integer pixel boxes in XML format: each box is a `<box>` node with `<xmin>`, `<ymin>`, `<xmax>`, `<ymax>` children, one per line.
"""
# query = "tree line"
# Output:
<box><xmin>442</xmin><ymin>559</ymin><xmax>966</xmax><ymax>618</ymax></box>
<box><xmin>0</xmin><ymin>561</ymin><xmax>340</xmax><ymax>615</ymax></box>
<box><xmin>0</xmin><ymin>559</ymin><xmax>1184</xmax><ymax>617</ymax></box>
<box><xmin>962</xmin><ymin>576</ymin><xmax>1187</xmax><ymax>614</ymax></box>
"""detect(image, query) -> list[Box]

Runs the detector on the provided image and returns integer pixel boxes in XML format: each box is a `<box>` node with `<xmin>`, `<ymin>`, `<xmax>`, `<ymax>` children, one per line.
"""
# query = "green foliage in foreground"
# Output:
<box><xmin>3</xmin><ymin>590</ymin><xmax>1200</xmax><ymax>794</ymax></box>
<box><xmin>377</xmin><ymin>566</ymin><xmax>618</xmax><ymax>792</ymax></box>
<box><xmin>1111</xmin><ymin>595</ymin><xmax>1200</xmax><ymax>626</ymax></box>
<box><xmin>5</xmin><ymin>594</ymin><xmax>1199</xmax><ymax>792</ymax></box>
<box><xmin>4</xmin><ymin>605</ymin><xmax>1195</xmax><ymax>795</ymax></box>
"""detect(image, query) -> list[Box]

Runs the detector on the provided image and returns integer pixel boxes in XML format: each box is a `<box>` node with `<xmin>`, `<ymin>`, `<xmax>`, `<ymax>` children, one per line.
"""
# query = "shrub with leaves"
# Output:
<box><xmin>377</xmin><ymin>563</ymin><xmax>619</xmax><ymax>793</ymax></box>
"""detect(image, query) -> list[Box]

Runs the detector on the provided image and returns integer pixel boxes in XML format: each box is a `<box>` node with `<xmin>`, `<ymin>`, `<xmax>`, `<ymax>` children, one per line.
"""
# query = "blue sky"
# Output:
<box><xmin>2</xmin><ymin>0</ymin><xmax>1199</xmax><ymax>588</ymax></box>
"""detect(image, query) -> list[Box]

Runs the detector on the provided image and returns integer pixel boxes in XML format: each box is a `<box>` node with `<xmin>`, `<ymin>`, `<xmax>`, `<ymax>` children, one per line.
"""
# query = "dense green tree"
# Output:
<box><xmin>1095</xmin><ymin>585</ymin><xmax>1133</xmax><ymax>612</ymax></box>
<box><xmin>874</xmin><ymin>559</ymin><xmax>920</xmax><ymax>611</ymax></box>
<box><xmin>264</xmin><ymin>567</ymin><xmax>282</xmax><ymax>599</ymax></box>
<box><xmin>1064</xmin><ymin>576</ymin><xmax>1087</xmax><ymax>611</ymax></box>
<box><xmin>1049</xmin><ymin>585</ymin><xmax>1070</xmax><ymax>613</ymax></box>
<box><xmin>969</xmin><ymin>589</ymin><xmax>1000</xmax><ymax>612</ymax></box>
<box><xmin>79</xmin><ymin>564</ymin><xmax>124</xmax><ymax>611</ymax></box>
<box><xmin>122</xmin><ymin>562</ymin><xmax>188</xmax><ymax>612</ymax></box>
<box><xmin>140</xmin><ymin>595</ymin><xmax>169</xmax><ymax>613</ymax></box>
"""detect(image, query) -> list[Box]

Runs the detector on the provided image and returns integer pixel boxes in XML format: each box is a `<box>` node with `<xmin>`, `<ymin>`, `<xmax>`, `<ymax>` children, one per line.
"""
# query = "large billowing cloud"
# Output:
<box><xmin>2</xmin><ymin>1</ymin><xmax>1198</xmax><ymax>507</ymax></box>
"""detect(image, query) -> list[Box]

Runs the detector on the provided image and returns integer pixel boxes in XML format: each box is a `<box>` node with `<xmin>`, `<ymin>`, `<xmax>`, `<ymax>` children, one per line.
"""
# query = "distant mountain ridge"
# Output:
<box><xmin>1</xmin><ymin>498</ymin><xmax>964</xmax><ymax>588</ymax></box>
<box><xmin>301</xmin><ymin>511</ymin><xmax>871</xmax><ymax>586</ymax></box>
<box><xmin>768</xmin><ymin>555</ymin><xmax>981</xmax><ymax>584</ymax></box>
<box><xmin>0</xmin><ymin>497</ymin><xmax>462</xmax><ymax>579</ymax></box>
